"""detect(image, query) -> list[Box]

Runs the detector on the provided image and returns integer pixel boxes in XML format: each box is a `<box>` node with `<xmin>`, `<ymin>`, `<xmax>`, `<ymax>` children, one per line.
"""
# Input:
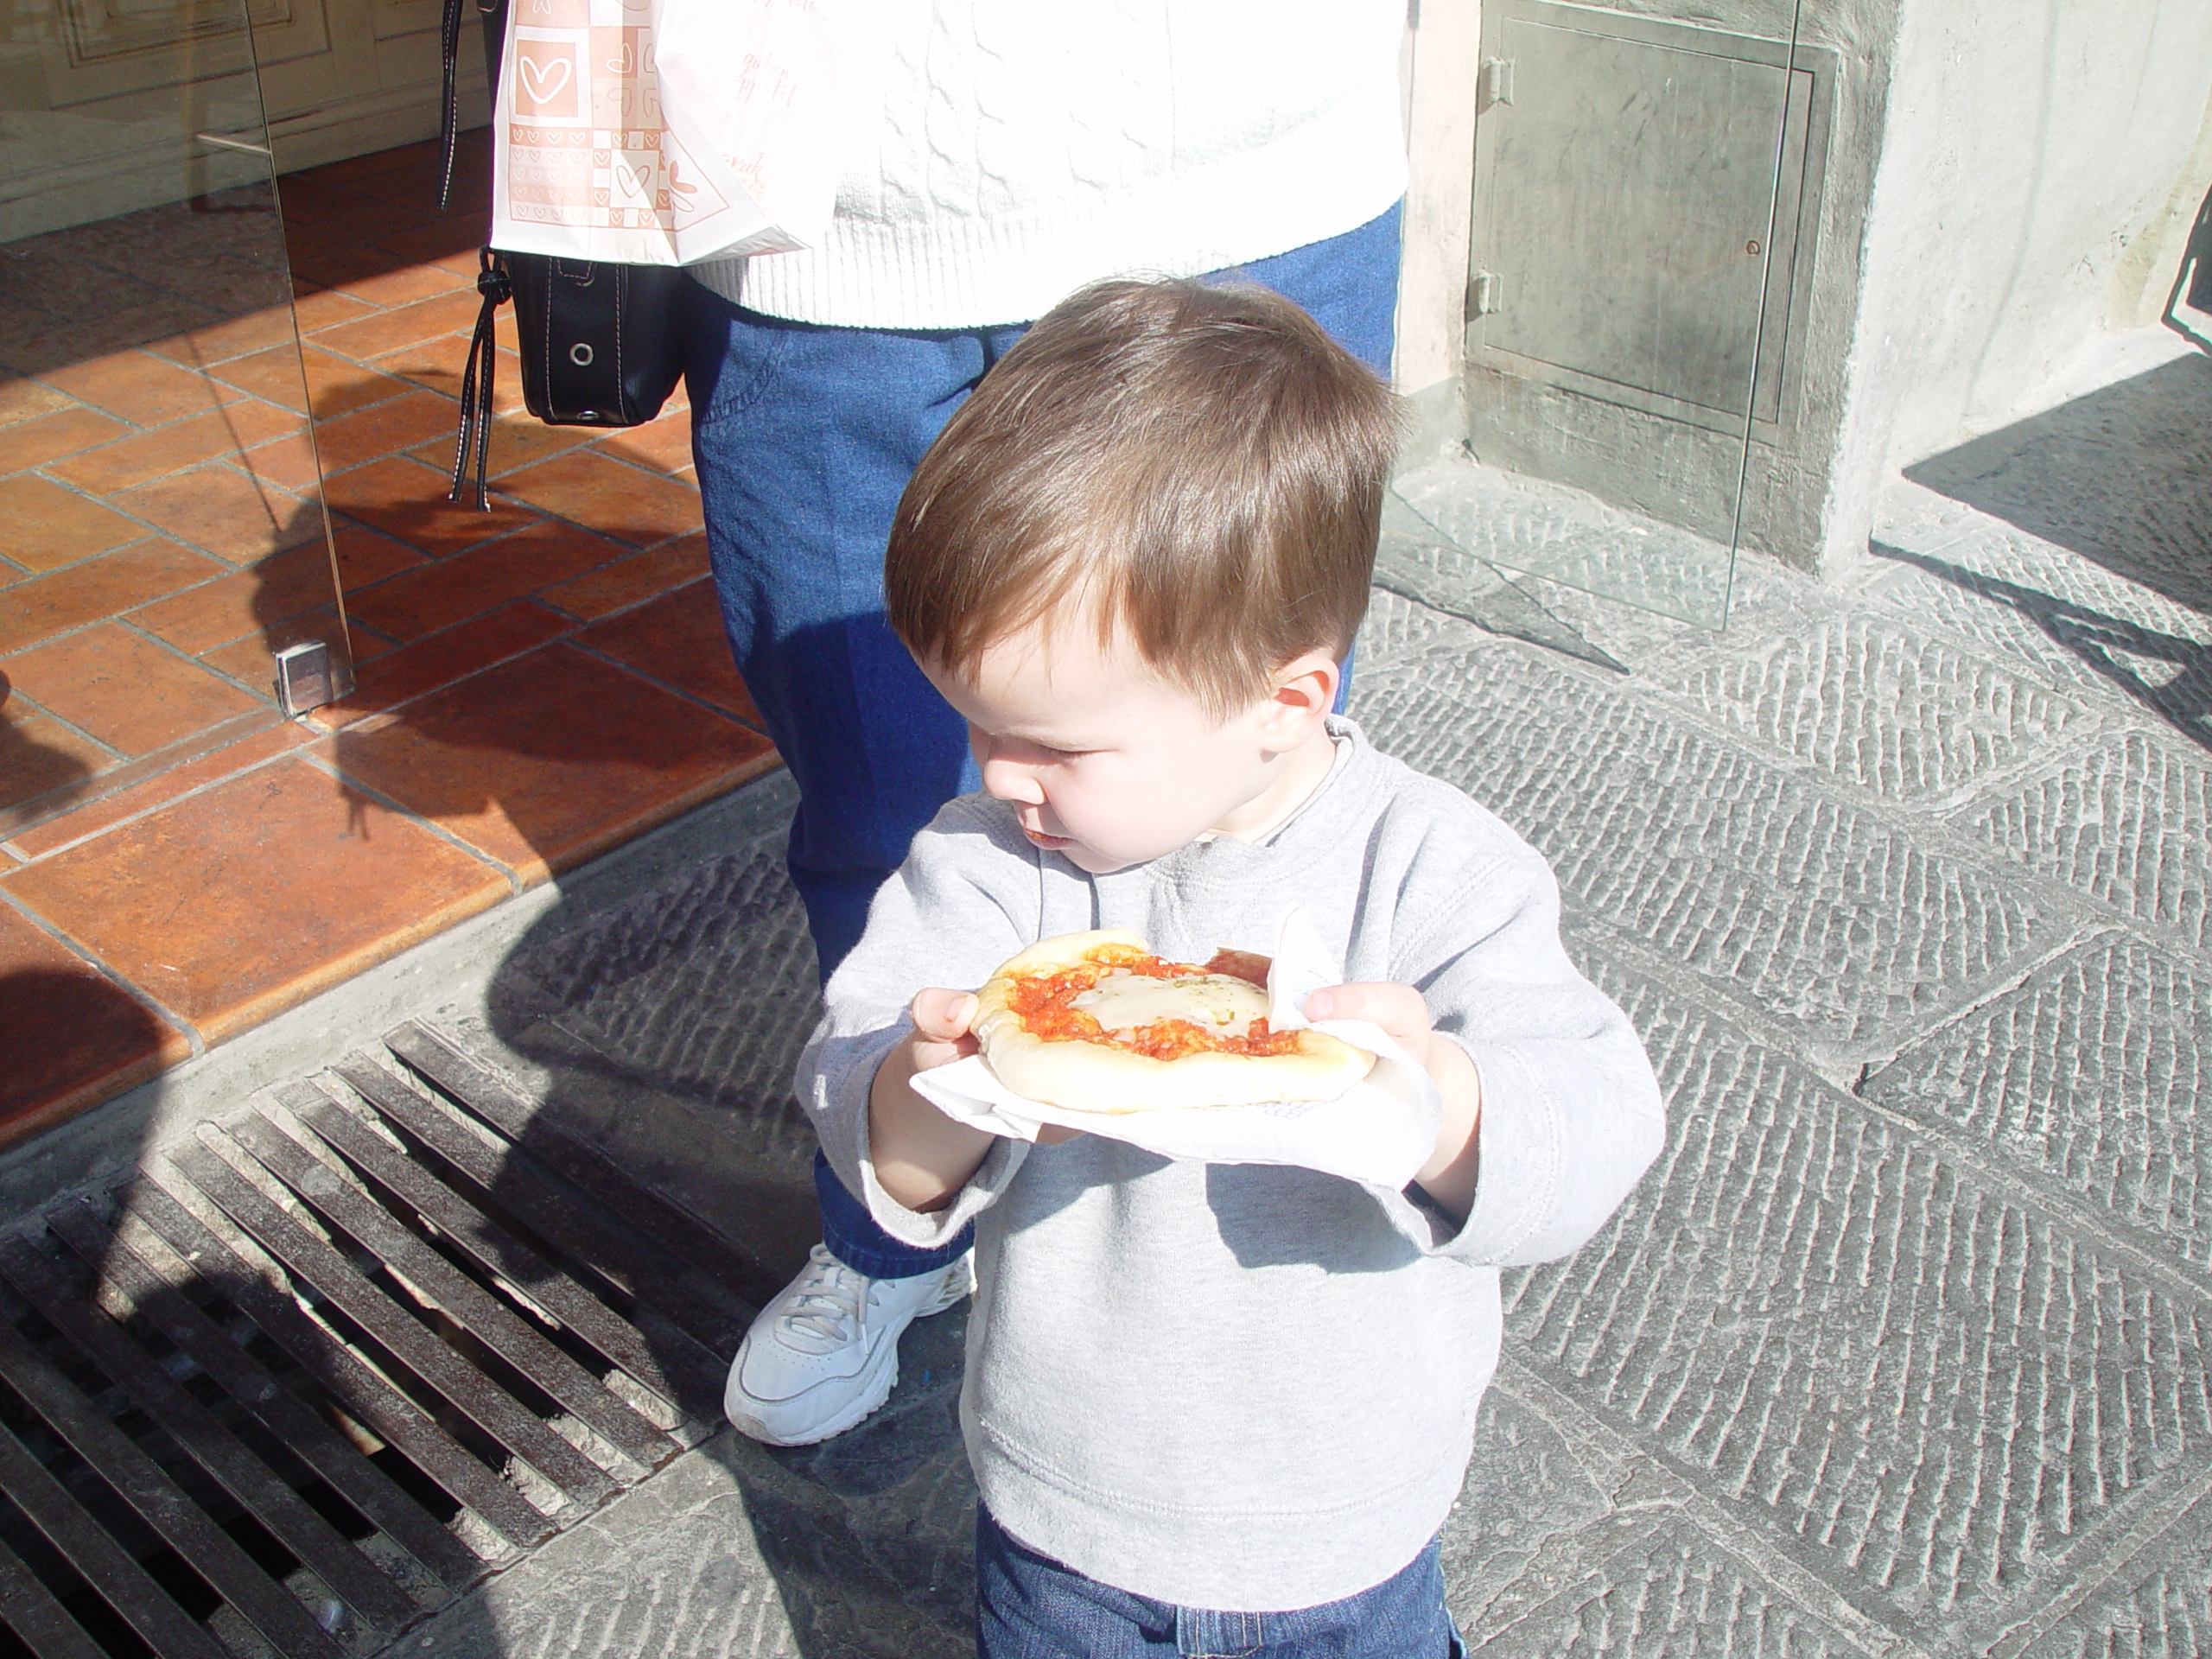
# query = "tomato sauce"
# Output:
<box><xmin>1121</xmin><ymin>1017</ymin><xmax>1302</xmax><ymax>1060</ymax></box>
<box><xmin>1007</xmin><ymin>946</ymin><xmax>1301</xmax><ymax>1060</ymax></box>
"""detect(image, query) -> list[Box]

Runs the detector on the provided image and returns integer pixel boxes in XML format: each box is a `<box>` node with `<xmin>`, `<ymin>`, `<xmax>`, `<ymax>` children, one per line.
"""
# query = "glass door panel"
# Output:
<box><xmin>1392</xmin><ymin>0</ymin><xmax>1817</xmax><ymax>629</ymax></box>
<box><xmin>0</xmin><ymin>0</ymin><xmax>349</xmax><ymax>840</ymax></box>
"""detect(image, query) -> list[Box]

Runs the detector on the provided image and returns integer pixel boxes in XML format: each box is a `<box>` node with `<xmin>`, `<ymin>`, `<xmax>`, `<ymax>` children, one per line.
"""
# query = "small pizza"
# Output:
<box><xmin>972</xmin><ymin>929</ymin><xmax>1375</xmax><ymax>1114</ymax></box>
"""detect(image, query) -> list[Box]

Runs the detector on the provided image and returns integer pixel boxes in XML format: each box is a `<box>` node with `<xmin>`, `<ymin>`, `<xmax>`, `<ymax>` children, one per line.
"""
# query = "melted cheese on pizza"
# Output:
<box><xmin>1005</xmin><ymin>945</ymin><xmax>1303</xmax><ymax>1062</ymax></box>
<box><xmin>1071</xmin><ymin>971</ymin><xmax>1266</xmax><ymax>1037</ymax></box>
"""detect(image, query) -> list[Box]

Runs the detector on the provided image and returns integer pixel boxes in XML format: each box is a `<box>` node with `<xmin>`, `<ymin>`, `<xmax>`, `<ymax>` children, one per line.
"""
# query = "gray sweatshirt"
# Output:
<box><xmin>801</xmin><ymin>719</ymin><xmax>1663</xmax><ymax>1611</ymax></box>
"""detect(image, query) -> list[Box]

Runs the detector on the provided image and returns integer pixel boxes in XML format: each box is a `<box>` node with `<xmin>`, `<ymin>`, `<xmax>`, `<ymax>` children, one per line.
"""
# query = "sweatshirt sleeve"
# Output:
<box><xmin>796</xmin><ymin>799</ymin><xmax>1042</xmax><ymax>1250</ymax></box>
<box><xmin>1369</xmin><ymin>830</ymin><xmax>1666</xmax><ymax>1267</ymax></box>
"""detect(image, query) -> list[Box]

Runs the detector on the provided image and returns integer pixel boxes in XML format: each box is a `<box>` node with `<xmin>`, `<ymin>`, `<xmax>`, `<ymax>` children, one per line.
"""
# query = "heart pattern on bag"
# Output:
<box><xmin>496</xmin><ymin>0</ymin><xmax>832</xmax><ymax>255</ymax></box>
<box><xmin>518</xmin><ymin>54</ymin><xmax>574</xmax><ymax>107</ymax></box>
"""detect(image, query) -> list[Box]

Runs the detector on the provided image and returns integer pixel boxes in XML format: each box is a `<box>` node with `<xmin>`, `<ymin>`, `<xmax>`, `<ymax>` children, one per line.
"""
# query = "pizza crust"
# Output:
<box><xmin>972</xmin><ymin>929</ymin><xmax>1376</xmax><ymax>1115</ymax></box>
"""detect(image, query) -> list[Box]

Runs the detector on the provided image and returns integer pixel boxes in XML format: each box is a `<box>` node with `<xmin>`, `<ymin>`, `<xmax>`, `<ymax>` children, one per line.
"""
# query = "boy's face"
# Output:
<box><xmin>923</xmin><ymin>624</ymin><xmax>1329</xmax><ymax>875</ymax></box>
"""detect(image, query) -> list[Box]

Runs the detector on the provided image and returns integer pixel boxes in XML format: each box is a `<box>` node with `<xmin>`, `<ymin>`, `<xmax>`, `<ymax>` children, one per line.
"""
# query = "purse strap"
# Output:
<box><xmin>441</xmin><ymin>0</ymin><xmax>511</xmax><ymax>506</ymax></box>
<box><xmin>450</xmin><ymin>249</ymin><xmax>512</xmax><ymax>509</ymax></box>
<box><xmin>438</xmin><ymin>0</ymin><xmax>505</xmax><ymax>211</ymax></box>
<box><xmin>436</xmin><ymin>0</ymin><xmax>464</xmax><ymax>209</ymax></box>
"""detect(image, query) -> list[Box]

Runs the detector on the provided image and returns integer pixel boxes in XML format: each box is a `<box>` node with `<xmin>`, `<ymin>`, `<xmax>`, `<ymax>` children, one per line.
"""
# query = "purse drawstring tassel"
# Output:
<box><xmin>449</xmin><ymin>248</ymin><xmax>510</xmax><ymax>509</ymax></box>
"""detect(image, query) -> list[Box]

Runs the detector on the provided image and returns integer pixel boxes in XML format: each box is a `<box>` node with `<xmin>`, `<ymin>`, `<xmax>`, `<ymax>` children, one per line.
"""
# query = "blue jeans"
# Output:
<box><xmin>976</xmin><ymin>1506</ymin><xmax>1466</xmax><ymax>1658</ymax></box>
<box><xmin>690</xmin><ymin>206</ymin><xmax>1403</xmax><ymax>1280</ymax></box>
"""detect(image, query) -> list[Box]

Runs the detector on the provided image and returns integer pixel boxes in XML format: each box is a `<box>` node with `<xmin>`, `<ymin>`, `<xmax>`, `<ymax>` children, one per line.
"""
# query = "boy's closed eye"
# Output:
<box><xmin>997</xmin><ymin>736</ymin><xmax>1092</xmax><ymax>760</ymax></box>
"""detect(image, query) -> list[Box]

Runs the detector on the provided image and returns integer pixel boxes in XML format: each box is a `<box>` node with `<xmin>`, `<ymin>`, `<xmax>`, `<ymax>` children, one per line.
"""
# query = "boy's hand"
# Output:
<box><xmin>906</xmin><ymin>987</ymin><xmax>981</xmax><ymax>1070</ymax></box>
<box><xmin>1306</xmin><ymin>982</ymin><xmax>1484</xmax><ymax>1222</ymax></box>
<box><xmin>901</xmin><ymin>986</ymin><xmax>1085</xmax><ymax>1147</ymax></box>
<box><xmin>1305</xmin><ymin>982</ymin><xmax>1453</xmax><ymax>1077</ymax></box>
<box><xmin>869</xmin><ymin>988</ymin><xmax>989</xmax><ymax>1211</ymax></box>
<box><xmin>874</xmin><ymin>990</ymin><xmax>1081</xmax><ymax>1215</ymax></box>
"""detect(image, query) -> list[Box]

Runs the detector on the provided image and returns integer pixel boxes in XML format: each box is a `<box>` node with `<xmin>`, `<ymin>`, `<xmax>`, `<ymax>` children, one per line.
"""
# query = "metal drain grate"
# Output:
<box><xmin>0</xmin><ymin>1021</ymin><xmax>773</xmax><ymax>1657</ymax></box>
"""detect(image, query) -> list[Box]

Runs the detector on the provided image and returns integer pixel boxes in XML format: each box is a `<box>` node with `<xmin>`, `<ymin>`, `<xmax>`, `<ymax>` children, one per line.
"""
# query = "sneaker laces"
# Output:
<box><xmin>773</xmin><ymin>1244</ymin><xmax>874</xmax><ymax>1354</ymax></box>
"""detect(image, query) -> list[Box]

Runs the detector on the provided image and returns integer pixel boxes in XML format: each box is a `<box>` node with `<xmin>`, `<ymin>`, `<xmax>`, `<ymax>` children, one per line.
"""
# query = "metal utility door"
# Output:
<box><xmin>1393</xmin><ymin>0</ymin><xmax>1819</xmax><ymax>630</ymax></box>
<box><xmin>1474</xmin><ymin>14</ymin><xmax>1815</xmax><ymax>431</ymax></box>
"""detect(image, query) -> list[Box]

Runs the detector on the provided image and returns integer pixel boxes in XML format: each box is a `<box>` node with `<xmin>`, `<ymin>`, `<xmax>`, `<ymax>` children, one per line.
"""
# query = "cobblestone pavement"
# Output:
<box><xmin>378</xmin><ymin>350</ymin><xmax>2211</xmax><ymax>1658</ymax></box>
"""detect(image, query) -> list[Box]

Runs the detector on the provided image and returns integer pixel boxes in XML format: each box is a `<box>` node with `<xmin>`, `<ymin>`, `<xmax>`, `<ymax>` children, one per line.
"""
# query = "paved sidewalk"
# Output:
<box><xmin>373</xmin><ymin>346</ymin><xmax>2209</xmax><ymax>1658</ymax></box>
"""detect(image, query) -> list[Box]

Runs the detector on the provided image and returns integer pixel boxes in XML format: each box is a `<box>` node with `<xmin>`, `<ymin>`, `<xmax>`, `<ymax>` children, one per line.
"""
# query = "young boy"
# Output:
<box><xmin>798</xmin><ymin>278</ymin><xmax>1665</xmax><ymax>1656</ymax></box>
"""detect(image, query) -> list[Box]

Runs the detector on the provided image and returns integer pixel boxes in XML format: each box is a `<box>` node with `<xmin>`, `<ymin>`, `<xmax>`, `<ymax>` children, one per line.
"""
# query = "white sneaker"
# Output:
<box><xmin>724</xmin><ymin>1244</ymin><xmax>973</xmax><ymax>1446</ymax></box>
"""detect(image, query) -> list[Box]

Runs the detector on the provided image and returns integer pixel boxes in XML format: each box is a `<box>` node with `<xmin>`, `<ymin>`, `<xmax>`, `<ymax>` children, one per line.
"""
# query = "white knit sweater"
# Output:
<box><xmin>690</xmin><ymin>0</ymin><xmax>1409</xmax><ymax>329</ymax></box>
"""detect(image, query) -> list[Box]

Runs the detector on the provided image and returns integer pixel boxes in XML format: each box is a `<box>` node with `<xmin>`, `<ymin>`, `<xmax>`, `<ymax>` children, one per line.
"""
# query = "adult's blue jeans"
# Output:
<box><xmin>689</xmin><ymin>205</ymin><xmax>1402</xmax><ymax>1281</ymax></box>
<box><xmin>976</xmin><ymin>1505</ymin><xmax>1467</xmax><ymax>1658</ymax></box>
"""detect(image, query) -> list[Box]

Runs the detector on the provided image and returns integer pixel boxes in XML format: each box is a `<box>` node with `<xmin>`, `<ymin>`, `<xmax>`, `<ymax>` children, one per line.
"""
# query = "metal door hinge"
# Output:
<box><xmin>1468</xmin><ymin>270</ymin><xmax>1503</xmax><ymax>317</ymax></box>
<box><xmin>1480</xmin><ymin>56</ymin><xmax>1516</xmax><ymax>109</ymax></box>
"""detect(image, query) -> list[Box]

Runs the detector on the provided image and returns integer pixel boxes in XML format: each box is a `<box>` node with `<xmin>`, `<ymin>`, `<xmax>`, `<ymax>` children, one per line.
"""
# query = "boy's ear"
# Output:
<box><xmin>1257</xmin><ymin>651</ymin><xmax>1340</xmax><ymax>749</ymax></box>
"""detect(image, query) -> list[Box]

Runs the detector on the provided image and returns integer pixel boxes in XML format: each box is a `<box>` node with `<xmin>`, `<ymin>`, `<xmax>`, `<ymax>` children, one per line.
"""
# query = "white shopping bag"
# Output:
<box><xmin>492</xmin><ymin>0</ymin><xmax>835</xmax><ymax>266</ymax></box>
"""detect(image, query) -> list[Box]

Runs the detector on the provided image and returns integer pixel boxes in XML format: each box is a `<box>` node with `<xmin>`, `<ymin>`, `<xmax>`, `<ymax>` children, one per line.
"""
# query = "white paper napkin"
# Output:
<box><xmin>908</xmin><ymin>909</ymin><xmax>1442</xmax><ymax>1189</ymax></box>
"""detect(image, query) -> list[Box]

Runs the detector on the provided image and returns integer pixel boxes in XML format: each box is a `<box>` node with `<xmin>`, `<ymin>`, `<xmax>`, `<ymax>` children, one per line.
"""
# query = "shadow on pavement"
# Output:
<box><xmin>1902</xmin><ymin>353</ymin><xmax>2212</xmax><ymax>619</ymax></box>
<box><xmin>1869</xmin><ymin>542</ymin><xmax>2212</xmax><ymax>753</ymax></box>
<box><xmin>0</xmin><ymin>665</ymin><xmax>95</xmax><ymax>835</ymax></box>
<box><xmin>434</xmin><ymin>792</ymin><xmax>980</xmax><ymax>1657</ymax></box>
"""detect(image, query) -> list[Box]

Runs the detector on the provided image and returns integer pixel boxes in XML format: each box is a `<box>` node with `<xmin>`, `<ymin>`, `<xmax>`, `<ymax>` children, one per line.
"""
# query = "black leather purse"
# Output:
<box><xmin>438</xmin><ymin>0</ymin><xmax>689</xmax><ymax>507</ymax></box>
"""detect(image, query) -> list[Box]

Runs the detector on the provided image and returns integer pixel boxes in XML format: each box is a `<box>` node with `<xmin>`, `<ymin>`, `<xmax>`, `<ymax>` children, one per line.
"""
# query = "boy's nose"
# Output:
<box><xmin>979</xmin><ymin>753</ymin><xmax>1046</xmax><ymax>804</ymax></box>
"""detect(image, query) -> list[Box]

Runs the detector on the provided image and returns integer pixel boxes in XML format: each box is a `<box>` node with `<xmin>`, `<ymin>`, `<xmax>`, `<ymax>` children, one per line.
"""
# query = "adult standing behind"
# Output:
<box><xmin>686</xmin><ymin>0</ymin><xmax>1410</xmax><ymax>1446</ymax></box>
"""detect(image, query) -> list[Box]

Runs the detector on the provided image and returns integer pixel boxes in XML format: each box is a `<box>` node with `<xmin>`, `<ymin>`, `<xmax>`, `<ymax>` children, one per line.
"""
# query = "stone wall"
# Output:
<box><xmin>1822</xmin><ymin>0</ymin><xmax>2212</xmax><ymax>567</ymax></box>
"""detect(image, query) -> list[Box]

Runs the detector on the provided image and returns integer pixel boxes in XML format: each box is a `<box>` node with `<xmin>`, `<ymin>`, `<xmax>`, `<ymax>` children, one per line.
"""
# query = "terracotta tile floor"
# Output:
<box><xmin>0</xmin><ymin>132</ymin><xmax>779</xmax><ymax>1142</ymax></box>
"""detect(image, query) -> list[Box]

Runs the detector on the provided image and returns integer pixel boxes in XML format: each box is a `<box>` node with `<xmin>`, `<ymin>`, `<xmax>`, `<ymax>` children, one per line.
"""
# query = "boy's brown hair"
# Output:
<box><xmin>886</xmin><ymin>277</ymin><xmax>1401</xmax><ymax>718</ymax></box>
